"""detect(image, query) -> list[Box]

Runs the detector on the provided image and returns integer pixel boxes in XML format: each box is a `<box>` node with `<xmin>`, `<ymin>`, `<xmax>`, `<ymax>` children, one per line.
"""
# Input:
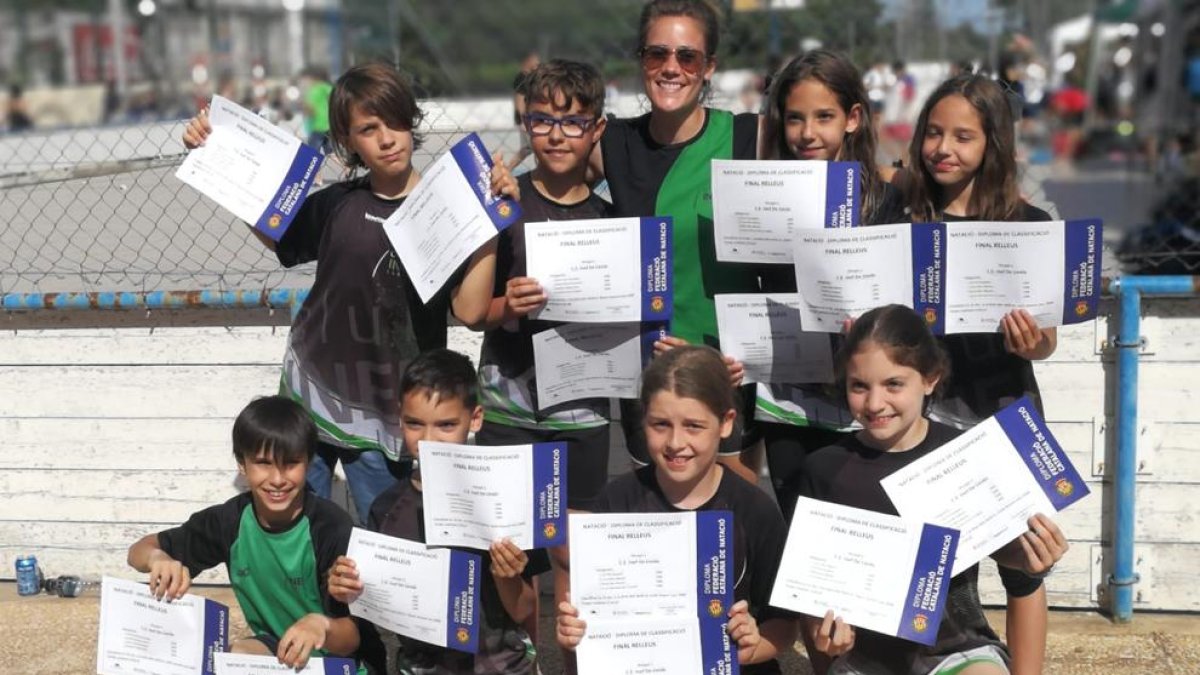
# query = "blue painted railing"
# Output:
<box><xmin>1107</xmin><ymin>275</ymin><xmax>1199</xmax><ymax>622</ymax></box>
<box><xmin>2</xmin><ymin>288</ymin><xmax>309</xmax><ymax>317</ymax></box>
<box><xmin>8</xmin><ymin>277</ymin><xmax>1200</xmax><ymax>622</ymax></box>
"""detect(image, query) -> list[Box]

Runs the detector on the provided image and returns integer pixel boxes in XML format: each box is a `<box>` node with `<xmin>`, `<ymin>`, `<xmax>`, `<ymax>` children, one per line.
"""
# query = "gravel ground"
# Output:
<box><xmin>5</xmin><ymin>581</ymin><xmax>1199</xmax><ymax>674</ymax></box>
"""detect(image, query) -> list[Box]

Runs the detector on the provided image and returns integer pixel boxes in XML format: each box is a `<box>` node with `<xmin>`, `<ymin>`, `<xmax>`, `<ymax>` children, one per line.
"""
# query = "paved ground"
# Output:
<box><xmin>5</xmin><ymin>581</ymin><xmax>1199</xmax><ymax>674</ymax></box>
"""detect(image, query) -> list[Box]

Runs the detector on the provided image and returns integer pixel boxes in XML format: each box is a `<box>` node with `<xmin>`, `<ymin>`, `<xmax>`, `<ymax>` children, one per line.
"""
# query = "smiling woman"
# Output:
<box><xmin>594</xmin><ymin>0</ymin><xmax>763</xmax><ymax>482</ymax></box>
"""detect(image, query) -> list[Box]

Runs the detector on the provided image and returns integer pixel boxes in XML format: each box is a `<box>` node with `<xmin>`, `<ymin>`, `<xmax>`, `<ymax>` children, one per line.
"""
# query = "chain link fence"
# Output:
<box><xmin>1115</xmin><ymin>172</ymin><xmax>1200</xmax><ymax>275</ymax></box>
<box><xmin>5</xmin><ymin>1</ymin><xmax>1192</xmax><ymax>300</ymax></box>
<box><xmin>0</xmin><ymin>104</ymin><xmax>544</xmax><ymax>296</ymax></box>
<box><xmin>0</xmin><ymin>0</ymin><xmax>774</xmax><ymax>299</ymax></box>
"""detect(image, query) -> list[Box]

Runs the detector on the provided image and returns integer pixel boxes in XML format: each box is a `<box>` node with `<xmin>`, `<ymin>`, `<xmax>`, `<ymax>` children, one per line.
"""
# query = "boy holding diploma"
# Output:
<box><xmin>125</xmin><ymin>396</ymin><xmax>380</xmax><ymax>674</ymax></box>
<box><xmin>181</xmin><ymin>63</ymin><xmax>517</xmax><ymax>524</ymax></box>
<box><xmin>468</xmin><ymin>57</ymin><xmax>613</xmax><ymax>629</ymax></box>
<box><xmin>328</xmin><ymin>349</ymin><xmax>549</xmax><ymax>674</ymax></box>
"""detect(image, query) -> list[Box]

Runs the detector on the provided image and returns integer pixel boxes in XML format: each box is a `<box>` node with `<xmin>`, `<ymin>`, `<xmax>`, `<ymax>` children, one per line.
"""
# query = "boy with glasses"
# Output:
<box><xmin>467</xmin><ymin>57</ymin><xmax>610</xmax><ymax>636</ymax></box>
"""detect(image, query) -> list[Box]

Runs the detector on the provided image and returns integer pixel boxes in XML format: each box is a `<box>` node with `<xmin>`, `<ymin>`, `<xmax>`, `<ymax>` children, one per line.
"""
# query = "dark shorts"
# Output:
<box><xmin>475</xmin><ymin>420</ymin><xmax>612</xmax><ymax>512</ymax></box>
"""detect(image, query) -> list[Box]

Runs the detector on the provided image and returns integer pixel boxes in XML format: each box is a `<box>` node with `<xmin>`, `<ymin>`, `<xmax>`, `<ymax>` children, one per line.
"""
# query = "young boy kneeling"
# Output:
<box><xmin>328</xmin><ymin>349</ymin><xmax>550</xmax><ymax>674</ymax></box>
<box><xmin>127</xmin><ymin>396</ymin><xmax>380</xmax><ymax>673</ymax></box>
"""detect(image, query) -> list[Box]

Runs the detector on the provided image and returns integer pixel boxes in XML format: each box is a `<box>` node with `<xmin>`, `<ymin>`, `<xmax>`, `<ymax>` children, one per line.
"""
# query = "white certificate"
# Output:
<box><xmin>793</xmin><ymin>221</ymin><xmax>1102</xmax><ymax>334</ymax></box>
<box><xmin>793</xmin><ymin>223</ymin><xmax>916</xmax><ymax>332</ymax></box>
<box><xmin>420</xmin><ymin>441</ymin><xmax>566</xmax><ymax>550</ymax></box>
<box><xmin>575</xmin><ymin>620</ymin><xmax>705</xmax><ymax>675</ymax></box>
<box><xmin>176</xmin><ymin>95</ymin><xmax>324</xmax><ymax>241</ymax></box>
<box><xmin>944</xmin><ymin>220</ymin><xmax>1102</xmax><ymax>332</ymax></box>
<box><xmin>881</xmin><ymin>397</ymin><xmax>1091</xmax><ymax>575</ymax></box>
<box><xmin>712</xmin><ymin>159</ymin><xmax>860</xmax><ymax>264</ymax></box>
<box><xmin>383</xmin><ymin>132</ymin><xmax>521</xmax><ymax>303</ymax></box>
<box><xmin>96</xmin><ymin>576</ymin><xmax>228</xmax><ymax>675</ymax></box>
<box><xmin>569</xmin><ymin>512</ymin><xmax>738</xmax><ymax>675</ymax></box>
<box><xmin>525</xmin><ymin>217</ymin><xmax>672</xmax><ymax>322</ymax></box>
<box><xmin>753</xmin><ymin>383</ymin><xmax>858</xmax><ymax>430</ymax></box>
<box><xmin>771</xmin><ymin>498</ymin><xmax>958</xmax><ymax>646</ymax></box>
<box><xmin>716</xmin><ymin>293</ymin><xmax>834</xmax><ymax>383</ymax></box>
<box><xmin>532</xmin><ymin>322</ymin><xmax>667</xmax><ymax>407</ymax></box>
<box><xmin>213</xmin><ymin>653</ymin><xmax>357</xmax><ymax>674</ymax></box>
<box><xmin>345</xmin><ymin>528</ymin><xmax>481</xmax><ymax>653</ymax></box>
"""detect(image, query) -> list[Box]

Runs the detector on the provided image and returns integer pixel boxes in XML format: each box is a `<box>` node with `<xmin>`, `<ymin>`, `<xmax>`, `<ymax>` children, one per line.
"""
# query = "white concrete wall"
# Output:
<box><xmin>0</xmin><ymin>309</ymin><xmax>483</xmax><ymax>585</ymax></box>
<box><xmin>3</xmin><ymin>298</ymin><xmax>1198</xmax><ymax>612</ymax></box>
<box><xmin>977</xmin><ymin>296</ymin><xmax>1200</xmax><ymax>611</ymax></box>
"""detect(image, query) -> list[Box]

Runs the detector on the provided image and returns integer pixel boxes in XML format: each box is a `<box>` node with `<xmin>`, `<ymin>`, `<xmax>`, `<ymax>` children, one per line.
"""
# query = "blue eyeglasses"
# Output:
<box><xmin>523</xmin><ymin>112</ymin><xmax>598</xmax><ymax>138</ymax></box>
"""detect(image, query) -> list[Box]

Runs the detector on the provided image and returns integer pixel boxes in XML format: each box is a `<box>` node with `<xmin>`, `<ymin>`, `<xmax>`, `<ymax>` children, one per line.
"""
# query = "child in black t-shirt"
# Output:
<box><xmin>556</xmin><ymin>346</ymin><xmax>799</xmax><ymax>674</ymax></box>
<box><xmin>902</xmin><ymin>75</ymin><xmax>1063</xmax><ymax>674</ymax></box>
<box><xmin>798</xmin><ymin>305</ymin><xmax>1070</xmax><ymax>675</ymax></box>
<box><xmin>327</xmin><ymin>349</ymin><xmax>549</xmax><ymax>674</ymax></box>
<box><xmin>469</xmin><ymin>58</ymin><xmax>613</xmax><ymax>639</ymax></box>
<box><xmin>126</xmin><ymin>396</ymin><xmax>379</xmax><ymax>674</ymax></box>
<box><xmin>755</xmin><ymin>48</ymin><xmax>910</xmax><ymax>524</ymax></box>
<box><xmin>905</xmin><ymin>74</ymin><xmax>1058</xmax><ymax>432</ymax></box>
<box><xmin>181</xmin><ymin>63</ymin><xmax>518</xmax><ymax>525</ymax></box>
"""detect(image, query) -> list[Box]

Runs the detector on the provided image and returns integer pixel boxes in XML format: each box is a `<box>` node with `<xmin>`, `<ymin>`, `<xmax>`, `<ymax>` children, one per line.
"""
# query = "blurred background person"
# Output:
<box><xmin>508</xmin><ymin>50</ymin><xmax>541</xmax><ymax>171</ymax></box>
<box><xmin>6</xmin><ymin>83</ymin><xmax>33</xmax><ymax>132</ymax></box>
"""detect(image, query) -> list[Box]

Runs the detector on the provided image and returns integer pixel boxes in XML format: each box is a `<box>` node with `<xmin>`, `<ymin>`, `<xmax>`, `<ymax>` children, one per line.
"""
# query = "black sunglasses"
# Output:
<box><xmin>638</xmin><ymin>45</ymin><xmax>709</xmax><ymax>74</ymax></box>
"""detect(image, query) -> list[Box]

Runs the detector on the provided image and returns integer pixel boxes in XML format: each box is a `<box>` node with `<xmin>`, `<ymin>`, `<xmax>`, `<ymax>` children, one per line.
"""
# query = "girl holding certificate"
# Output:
<box><xmin>557</xmin><ymin>346</ymin><xmax>799</xmax><ymax>673</ymax></box>
<box><xmin>755</xmin><ymin>49</ymin><xmax>908</xmax><ymax>522</ymax></box>
<box><xmin>906</xmin><ymin>74</ymin><xmax>1057</xmax><ymax>429</ymax></box>
<box><xmin>902</xmin><ymin>73</ymin><xmax>1062</xmax><ymax>675</ymax></box>
<box><xmin>590</xmin><ymin>0</ymin><xmax>761</xmax><ymax>484</ymax></box>
<box><xmin>798</xmin><ymin>305</ymin><xmax>1069</xmax><ymax>675</ymax></box>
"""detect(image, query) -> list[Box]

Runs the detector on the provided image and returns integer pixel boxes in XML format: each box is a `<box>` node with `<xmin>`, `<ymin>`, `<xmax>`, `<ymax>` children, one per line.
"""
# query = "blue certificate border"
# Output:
<box><xmin>448</xmin><ymin>132</ymin><xmax>522</xmax><ymax>232</ymax></box>
<box><xmin>531</xmin><ymin>442</ymin><xmax>568</xmax><ymax>548</ymax></box>
<box><xmin>825</xmin><ymin>161</ymin><xmax>861</xmax><ymax>228</ymax></box>
<box><xmin>696</xmin><ymin>511</ymin><xmax>739</xmax><ymax>674</ymax></box>
<box><xmin>202</xmin><ymin>597</ymin><xmax>229</xmax><ymax>675</ymax></box>
<box><xmin>995</xmin><ymin>397</ymin><xmax>1091</xmax><ymax>511</ymax></box>
<box><xmin>896</xmin><ymin>523</ymin><xmax>958</xmax><ymax>646</ymax></box>
<box><xmin>639</xmin><ymin>322</ymin><xmax>670</xmax><ymax>368</ymax></box>
<box><xmin>1061</xmin><ymin>219</ymin><xmax>1102</xmax><ymax>326</ymax></box>
<box><xmin>640</xmin><ymin>217</ymin><xmax>674</xmax><ymax>321</ymax></box>
<box><xmin>317</xmin><ymin>657</ymin><xmax>358</xmax><ymax>674</ymax></box>
<box><xmin>253</xmin><ymin>142</ymin><xmax>324</xmax><ymax>242</ymax></box>
<box><xmin>445</xmin><ymin>550</ymin><xmax>482</xmax><ymax>653</ymax></box>
<box><xmin>910</xmin><ymin>222</ymin><xmax>947</xmax><ymax>335</ymax></box>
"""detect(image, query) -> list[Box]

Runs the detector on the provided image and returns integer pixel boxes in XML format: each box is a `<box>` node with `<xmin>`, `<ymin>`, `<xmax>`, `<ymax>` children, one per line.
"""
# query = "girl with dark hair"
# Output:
<box><xmin>756</xmin><ymin>49</ymin><xmax>909</xmax><ymax>521</ymax></box>
<box><xmin>903</xmin><ymin>73</ymin><xmax>1063</xmax><ymax>675</ymax></box>
<box><xmin>799</xmin><ymin>306</ymin><xmax>1068</xmax><ymax>675</ymax></box>
<box><xmin>906</xmin><ymin>74</ymin><xmax>1056</xmax><ymax>436</ymax></box>
<box><xmin>761</xmin><ymin>49</ymin><xmax>903</xmax><ymax>224</ymax></box>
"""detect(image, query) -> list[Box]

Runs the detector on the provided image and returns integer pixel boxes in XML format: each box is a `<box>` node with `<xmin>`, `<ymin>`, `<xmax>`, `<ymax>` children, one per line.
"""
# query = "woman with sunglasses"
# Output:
<box><xmin>592</xmin><ymin>0</ymin><xmax>765</xmax><ymax>485</ymax></box>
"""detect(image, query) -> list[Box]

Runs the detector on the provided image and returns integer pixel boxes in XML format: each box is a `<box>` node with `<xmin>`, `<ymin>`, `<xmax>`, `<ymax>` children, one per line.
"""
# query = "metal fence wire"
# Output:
<box><xmin>2</xmin><ymin>0</ymin><xmax>901</xmax><ymax>300</ymax></box>
<box><xmin>0</xmin><ymin>108</ymin><xmax>536</xmax><ymax>297</ymax></box>
<box><xmin>1115</xmin><ymin>174</ymin><xmax>1200</xmax><ymax>275</ymax></box>
<box><xmin>3</xmin><ymin>0</ymin><xmax>1195</xmax><ymax>297</ymax></box>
